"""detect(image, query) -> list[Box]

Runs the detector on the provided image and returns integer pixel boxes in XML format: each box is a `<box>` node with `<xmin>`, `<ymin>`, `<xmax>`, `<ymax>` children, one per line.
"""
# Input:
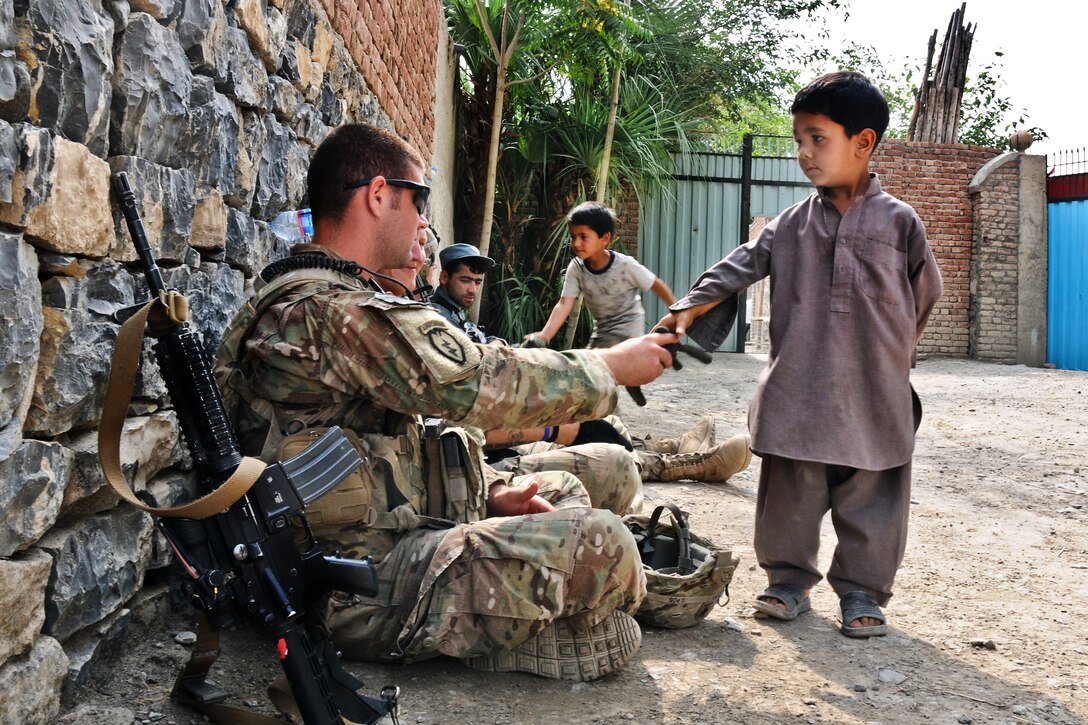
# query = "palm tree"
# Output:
<box><xmin>447</xmin><ymin>0</ymin><xmax>844</xmax><ymax>338</ymax></box>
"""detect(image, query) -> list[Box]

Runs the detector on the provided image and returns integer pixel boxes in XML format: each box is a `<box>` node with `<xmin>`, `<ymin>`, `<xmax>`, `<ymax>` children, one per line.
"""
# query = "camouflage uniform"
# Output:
<box><xmin>490</xmin><ymin>414</ymin><xmax>698</xmax><ymax>497</ymax></box>
<box><xmin>487</xmin><ymin>415</ymin><xmax>644</xmax><ymax>514</ymax></box>
<box><xmin>214</xmin><ymin>246</ymin><xmax>645</xmax><ymax>664</ymax></box>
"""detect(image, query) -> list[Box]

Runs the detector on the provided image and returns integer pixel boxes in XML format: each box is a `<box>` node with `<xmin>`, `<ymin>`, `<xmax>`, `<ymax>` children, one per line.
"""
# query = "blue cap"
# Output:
<box><xmin>439</xmin><ymin>243</ymin><xmax>495</xmax><ymax>269</ymax></box>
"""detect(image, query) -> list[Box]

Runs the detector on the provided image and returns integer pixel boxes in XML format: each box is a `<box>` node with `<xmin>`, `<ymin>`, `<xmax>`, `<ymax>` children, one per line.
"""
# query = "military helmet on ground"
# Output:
<box><xmin>624</xmin><ymin>503</ymin><xmax>739</xmax><ymax>629</ymax></box>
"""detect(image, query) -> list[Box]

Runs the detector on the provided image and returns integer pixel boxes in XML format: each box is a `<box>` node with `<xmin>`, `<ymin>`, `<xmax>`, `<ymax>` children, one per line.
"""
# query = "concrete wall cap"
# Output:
<box><xmin>969</xmin><ymin>151</ymin><xmax>1020</xmax><ymax>192</ymax></box>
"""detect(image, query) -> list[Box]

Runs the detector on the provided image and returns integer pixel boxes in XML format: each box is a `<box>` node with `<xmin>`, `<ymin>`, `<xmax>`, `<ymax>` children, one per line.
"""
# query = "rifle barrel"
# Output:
<box><xmin>112</xmin><ymin>171</ymin><xmax>166</xmax><ymax>296</ymax></box>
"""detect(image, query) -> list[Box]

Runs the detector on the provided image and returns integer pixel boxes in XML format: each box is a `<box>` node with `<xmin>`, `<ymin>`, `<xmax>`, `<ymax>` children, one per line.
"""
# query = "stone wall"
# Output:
<box><xmin>0</xmin><ymin>0</ymin><xmax>445</xmax><ymax>721</ymax></box>
<box><xmin>969</xmin><ymin>156</ymin><xmax>1021</xmax><ymax>361</ymax></box>
<box><xmin>968</xmin><ymin>152</ymin><xmax>1048</xmax><ymax>365</ymax></box>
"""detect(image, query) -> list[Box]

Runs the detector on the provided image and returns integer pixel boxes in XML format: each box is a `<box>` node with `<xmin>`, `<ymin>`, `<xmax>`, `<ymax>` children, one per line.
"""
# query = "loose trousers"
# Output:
<box><xmin>753</xmin><ymin>454</ymin><xmax>912</xmax><ymax>606</ymax></box>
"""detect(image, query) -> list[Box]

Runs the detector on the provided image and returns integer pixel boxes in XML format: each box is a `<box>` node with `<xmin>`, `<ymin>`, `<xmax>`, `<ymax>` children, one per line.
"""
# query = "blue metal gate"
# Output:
<box><xmin>639</xmin><ymin>136</ymin><xmax>811</xmax><ymax>351</ymax></box>
<box><xmin>1046</xmin><ymin>149</ymin><xmax>1088</xmax><ymax>371</ymax></box>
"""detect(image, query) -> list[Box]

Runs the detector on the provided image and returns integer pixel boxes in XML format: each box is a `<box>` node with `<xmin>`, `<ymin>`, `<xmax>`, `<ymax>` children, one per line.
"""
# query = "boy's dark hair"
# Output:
<box><xmin>307</xmin><ymin>123</ymin><xmax>425</xmax><ymax>225</ymax></box>
<box><xmin>791</xmin><ymin>71</ymin><xmax>890</xmax><ymax>148</ymax></box>
<box><xmin>566</xmin><ymin>201</ymin><xmax>617</xmax><ymax>238</ymax></box>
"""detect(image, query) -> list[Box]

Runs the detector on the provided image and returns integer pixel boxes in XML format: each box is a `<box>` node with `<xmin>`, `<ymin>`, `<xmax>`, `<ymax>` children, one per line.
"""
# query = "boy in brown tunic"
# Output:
<box><xmin>659</xmin><ymin>72</ymin><xmax>943</xmax><ymax>637</ymax></box>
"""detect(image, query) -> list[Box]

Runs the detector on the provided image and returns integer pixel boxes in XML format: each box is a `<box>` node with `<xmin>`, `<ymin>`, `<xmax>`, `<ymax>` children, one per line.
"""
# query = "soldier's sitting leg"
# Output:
<box><xmin>638</xmin><ymin>433</ymin><xmax>753</xmax><ymax>483</ymax></box>
<box><xmin>490</xmin><ymin>442</ymin><xmax>642</xmax><ymax>515</ymax></box>
<box><xmin>634</xmin><ymin>414</ymin><xmax>716</xmax><ymax>455</ymax></box>
<box><xmin>399</xmin><ymin>472</ymin><xmax>647</xmax><ymax>681</ymax></box>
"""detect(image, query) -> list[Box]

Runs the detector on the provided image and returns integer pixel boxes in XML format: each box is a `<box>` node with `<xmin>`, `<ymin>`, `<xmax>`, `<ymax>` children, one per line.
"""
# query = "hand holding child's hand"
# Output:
<box><xmin>656</xmin><ymin>300</ymin><xmax>721</xmax><ymax>336</ymax></box>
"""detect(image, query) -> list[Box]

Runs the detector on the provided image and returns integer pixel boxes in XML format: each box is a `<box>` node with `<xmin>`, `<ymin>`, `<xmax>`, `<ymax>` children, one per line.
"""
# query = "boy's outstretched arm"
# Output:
<box><xmin>656</xmin><ymin>299</ymin><xmax>722</xmax><ymax>336</ymax></box>
<box><xmin>529</xmin><ymin>295</ymin><xmax>576</xmax><ymax>343</ymax></box>
<box><xmin>650</xmin><ymin>277</ymin><xmax>677</xmax><ymax>306</ymax></box>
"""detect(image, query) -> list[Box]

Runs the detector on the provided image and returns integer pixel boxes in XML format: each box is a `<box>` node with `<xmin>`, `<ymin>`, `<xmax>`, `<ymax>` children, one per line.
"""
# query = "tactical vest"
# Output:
<box><xmin>214</xmin><ymin>262</ymin><xmax>491</xmax><ymax>563</ymax></box>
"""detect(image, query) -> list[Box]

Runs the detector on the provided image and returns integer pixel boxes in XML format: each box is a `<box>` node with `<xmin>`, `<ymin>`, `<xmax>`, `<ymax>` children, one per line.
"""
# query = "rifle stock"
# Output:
<box><xmin>110</xmin><ymin>171</ymin><xmax>398</xmax><ymax>725</ymax></box>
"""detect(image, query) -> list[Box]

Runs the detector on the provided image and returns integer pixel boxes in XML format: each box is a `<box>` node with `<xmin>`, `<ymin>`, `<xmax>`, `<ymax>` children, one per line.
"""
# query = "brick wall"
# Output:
<box><xmin>612</xmin><ymin>186</ymin><xmax>641</xmax><ymax>257</ymax></box>
<box><xmin>969</xmin><ymin>158</ymin><xmax>1022</xmax><ymax>361</ymax></box>
<box><xmin>872</xmin><ymin>140</ymin><xmax>999</xmax><ymax>356</ymax></box>
<box><xmin>321</xmin><ymin>0</ymin><xmax>440</xmax><ymax>157</ymax></box>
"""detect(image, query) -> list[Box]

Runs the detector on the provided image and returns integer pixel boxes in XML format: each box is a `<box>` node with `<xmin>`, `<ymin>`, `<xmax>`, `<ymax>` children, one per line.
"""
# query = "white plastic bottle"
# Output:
<box><xmin>269</xmin><ymin>208</ymin><xmax>314</xmax><ymax>243</ymax></box>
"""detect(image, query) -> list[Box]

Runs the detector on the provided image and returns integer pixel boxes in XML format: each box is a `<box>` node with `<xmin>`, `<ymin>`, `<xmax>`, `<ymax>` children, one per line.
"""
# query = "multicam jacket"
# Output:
<box><xmin>213</xmin><ymin>246</ymin><xmax>619</xmax><ymax>564</ymax></box>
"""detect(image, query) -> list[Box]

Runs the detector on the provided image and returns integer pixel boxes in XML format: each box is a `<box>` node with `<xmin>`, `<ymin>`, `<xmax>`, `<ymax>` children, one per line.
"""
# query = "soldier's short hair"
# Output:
<box><xmin>790</xmin><ymin>71</ymin><xmax>890</xmax><ymax>148</ymax></box>
<box><xmin>308</xmin><ymin>123</ymin><xmax>425</xmax><ymax>225</ymax></box>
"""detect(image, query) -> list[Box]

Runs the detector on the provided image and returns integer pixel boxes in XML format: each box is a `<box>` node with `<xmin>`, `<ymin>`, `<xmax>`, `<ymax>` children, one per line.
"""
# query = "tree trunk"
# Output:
<box><xmin>469</xmin><ymin>77</ymin><xmax>505</xmax><ymax>322</ymax></box>
<box><xmin>457</xmin><ymin>67</ymin><xmax>496</xmax><ymax>255</ymax></box>
<box><xmin>563</xmin><ymin>62</ymin><xmax>622</xmax><ymax>349</ymax></box>
<box><xmin>478</xmin><ymin>80</ymin><xmax>505</xmax><ymax>261</ymax></box>
<box><xmin>597</xmin><ymin>63</ymin><xmax>622</xmax><ymax>202</ymax></box>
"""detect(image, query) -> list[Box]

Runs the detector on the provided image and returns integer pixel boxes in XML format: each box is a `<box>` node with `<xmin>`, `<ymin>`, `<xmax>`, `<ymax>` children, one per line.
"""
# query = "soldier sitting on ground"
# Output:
<box><xmin>376</xmin><ymin>234</ymin><xmax>647</xmax><ymax>515</ymax></box>
<box><xmin>382</xmin><ymin>236</ymin><xmax>753</xmax><ymax>510</ymax></box>
<box><xmin>215</xmin><ymin>122</ymin><xmax>679</xmax><ymax>682</ymax></box>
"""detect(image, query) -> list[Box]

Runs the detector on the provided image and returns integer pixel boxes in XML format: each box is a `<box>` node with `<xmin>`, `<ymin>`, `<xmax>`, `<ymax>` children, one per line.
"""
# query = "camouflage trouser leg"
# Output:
<box><xmin>634</xmin><ymin>450</ymin><xmax>666</xmax><ymax>480</ymax></box>
<box><xmin>403</xmin><ymin>470</ymin><xmax>644</xmax><ymax>661</ymax></box>
<box><xmin>324</xmin><ymin>470</ymin><xmax>646</xmax><ymax>664</ymax></box>
<box><xmin>490</xmin><ymin>441</ymin><xmax>643</xmax><ymax>515</ymax></box>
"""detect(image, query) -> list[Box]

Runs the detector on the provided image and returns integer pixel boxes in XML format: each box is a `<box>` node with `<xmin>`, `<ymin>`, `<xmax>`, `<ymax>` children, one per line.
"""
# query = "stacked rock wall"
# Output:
<box><xmin>0</xmin><ymin>0</ymin><xmax>443</xmax><ymax>721</ymax></box>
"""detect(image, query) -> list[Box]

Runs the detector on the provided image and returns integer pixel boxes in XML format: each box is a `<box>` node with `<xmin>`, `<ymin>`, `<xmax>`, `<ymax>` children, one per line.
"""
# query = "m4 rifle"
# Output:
<box><xmin>100</xmin><ymin>171</ymin><xmax>399</xmax><ymax>725</ymax></box>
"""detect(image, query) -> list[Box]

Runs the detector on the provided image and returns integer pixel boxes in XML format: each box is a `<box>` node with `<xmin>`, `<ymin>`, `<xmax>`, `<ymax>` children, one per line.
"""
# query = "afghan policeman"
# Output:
<box><xmin>214</xmin><ymin>122</ymin><xmax>677</xmax><ymax>681</ymax></box>
<box><xmin>429</xmin><ymin>242</ymin><xmax>503</xmax><ymax>344</ymax></box>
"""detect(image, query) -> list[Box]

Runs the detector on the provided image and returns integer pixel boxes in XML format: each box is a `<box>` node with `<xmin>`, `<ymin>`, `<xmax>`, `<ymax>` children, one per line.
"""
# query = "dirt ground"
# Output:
<box><xmin>61</xmin><ymin>353</ymin><xmax>1088</xmax><ymax>725</ymax></box>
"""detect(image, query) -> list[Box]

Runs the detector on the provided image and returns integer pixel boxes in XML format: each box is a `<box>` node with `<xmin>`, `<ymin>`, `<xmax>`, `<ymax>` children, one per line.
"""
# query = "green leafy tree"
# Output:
<box><xmin>447</xmin><ymin>0</ymin><xmax>845</xmax><ymax>340</ymax></box>
<box><xmin>446</xmin><ymin>0</ymin><xmax>609</xmax><ymax>261</ymax></box>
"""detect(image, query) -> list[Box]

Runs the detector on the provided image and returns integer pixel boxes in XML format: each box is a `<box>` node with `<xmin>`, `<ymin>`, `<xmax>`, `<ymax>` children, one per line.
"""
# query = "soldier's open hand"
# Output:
<box><xmin>487</xmin><ymin>481</ymin><xmax>555</xmax><ymax>517</ymax></box>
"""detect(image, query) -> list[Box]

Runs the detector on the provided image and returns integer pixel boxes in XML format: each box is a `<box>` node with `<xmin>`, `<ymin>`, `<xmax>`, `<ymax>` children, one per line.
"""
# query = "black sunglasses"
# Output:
<box><xmin>343</xmin><ymin>177</ymin><xmax>430</xmax><ymax>215</ymax></box>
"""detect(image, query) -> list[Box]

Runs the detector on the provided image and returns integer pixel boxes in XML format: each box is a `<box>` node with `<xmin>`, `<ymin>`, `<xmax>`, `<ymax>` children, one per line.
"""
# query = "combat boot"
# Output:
<box><xmin>657</xmin><ymin>433</ymin><xmax>751</xmax><ymax>482</ymax></box>
<box><xmin>462</xmin><ymin>609</ymin><xmax>641</xmax><ymax>681</ymax></box>
<box><xmin>640</xmin><ymin>415</ymin><xmax>717</xmax><ymax>455</ymax></box>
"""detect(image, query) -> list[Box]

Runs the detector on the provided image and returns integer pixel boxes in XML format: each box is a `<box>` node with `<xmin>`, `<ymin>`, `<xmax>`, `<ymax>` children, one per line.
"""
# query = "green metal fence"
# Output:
<box><xmin>638</xmin><ymin>135</ymin><xmax>812</xmax><ymax>351</ymax></box>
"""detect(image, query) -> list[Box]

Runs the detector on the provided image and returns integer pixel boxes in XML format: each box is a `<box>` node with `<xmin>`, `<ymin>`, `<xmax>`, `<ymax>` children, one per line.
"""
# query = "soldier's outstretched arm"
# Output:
<box><xmin>596</xmin><ymin>332</ymin><xmax>677</xmax><ymax>386</ymax></box>
<box><xmin>319</xmin><ymin>295</ymin><xmax>675</xmax><ymax>429</ymax></box>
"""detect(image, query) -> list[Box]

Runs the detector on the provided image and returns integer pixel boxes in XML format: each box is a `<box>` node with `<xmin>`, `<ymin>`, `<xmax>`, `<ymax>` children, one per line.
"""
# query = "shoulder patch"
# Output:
<box><xmin>367</xmin><ymin>292</ymin><xmax>427</xmax><ymax>308</ymax></box>
<box><xmin>420</xmin><ymin>319</ymin><xmax>468</xmax><ymax>364</ymax></box>
<box><xmin>372</xmin><ymin>302</ymin><xmax>483</xmax><ymax>384</ymax></box>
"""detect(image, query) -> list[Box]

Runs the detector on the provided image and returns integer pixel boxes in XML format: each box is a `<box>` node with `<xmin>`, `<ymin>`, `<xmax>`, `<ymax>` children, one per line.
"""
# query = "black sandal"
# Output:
<box><xmin>752</xmin><ymin>583</ymin><xmax>811</xmax><ymax>621</ymax></box>
<box><xmin>839</xmin><ymin>590</ymin><xmax>887</xmax><ymax>638</ymax></box>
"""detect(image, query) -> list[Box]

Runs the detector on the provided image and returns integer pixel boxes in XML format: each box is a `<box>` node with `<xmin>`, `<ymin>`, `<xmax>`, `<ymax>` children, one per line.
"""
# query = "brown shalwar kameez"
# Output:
<box><xmin>672</xmin><ymin>175</ymin><xmax>943</xmax><ymax>604</ymax></box>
